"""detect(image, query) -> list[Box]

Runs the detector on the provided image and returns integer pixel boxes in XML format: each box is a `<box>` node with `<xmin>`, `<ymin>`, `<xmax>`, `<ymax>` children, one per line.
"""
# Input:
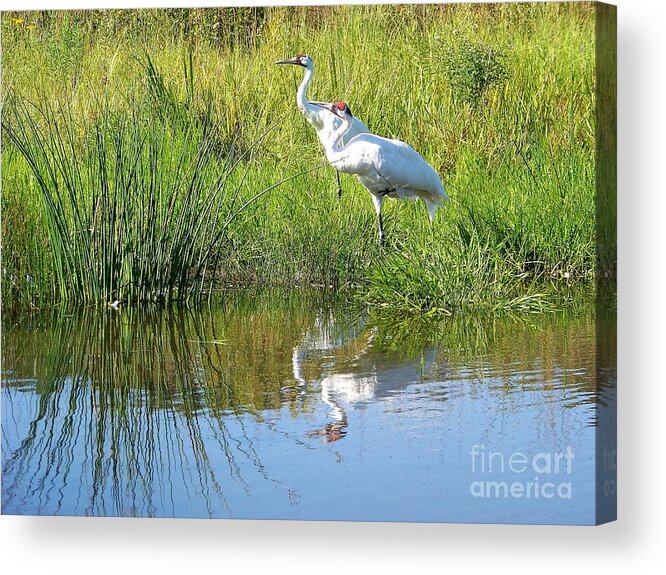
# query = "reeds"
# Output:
<box><xmin>1</xmin><ymin>4</ymin><xmax>599</xmax><ymax>312</ymax></box>
<box><xmin>4</xmin><ymin>94</ymin><xmax>276</xmax><ymax>304</ymax></box>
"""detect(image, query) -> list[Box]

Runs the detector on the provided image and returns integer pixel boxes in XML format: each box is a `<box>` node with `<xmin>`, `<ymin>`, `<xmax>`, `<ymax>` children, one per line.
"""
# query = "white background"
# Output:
<box><xmin>1</xmin><ymin>0</ymin><xmax>664</xmax><ymax>573</ymax></box>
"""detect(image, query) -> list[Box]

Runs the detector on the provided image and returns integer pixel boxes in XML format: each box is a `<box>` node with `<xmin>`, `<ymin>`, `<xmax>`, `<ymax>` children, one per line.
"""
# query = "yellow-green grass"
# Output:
<box><xmin>1</xmin><ymin>4</ymin><xmax>597</xmax><ymax>312</ymax></box>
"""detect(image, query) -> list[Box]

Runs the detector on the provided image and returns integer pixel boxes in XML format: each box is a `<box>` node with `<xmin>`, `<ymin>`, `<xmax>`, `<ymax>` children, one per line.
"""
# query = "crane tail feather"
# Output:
<box><xmin>424</xmin><ymin>196</ymin><xmax>445</xmax><ymax>222</ymax></box>
<box><xmin>425</xmin><ymin>200</ymin><xmax>437</xmax><ymax>222</ymax></box>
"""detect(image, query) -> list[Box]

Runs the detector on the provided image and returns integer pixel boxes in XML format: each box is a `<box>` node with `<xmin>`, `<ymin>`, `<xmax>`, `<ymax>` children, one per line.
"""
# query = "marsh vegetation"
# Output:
<box><xmin>2</xmin><ymin>4</ymin><xmax>597</xmax><ymax>312</ymax></box>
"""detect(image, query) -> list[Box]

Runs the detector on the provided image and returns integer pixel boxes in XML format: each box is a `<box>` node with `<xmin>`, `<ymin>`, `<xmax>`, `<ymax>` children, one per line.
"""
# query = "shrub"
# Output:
<box><xmin>437</xmin><ymin>38</ymin><xmax>509</xmax><ymax>104</ymax></box>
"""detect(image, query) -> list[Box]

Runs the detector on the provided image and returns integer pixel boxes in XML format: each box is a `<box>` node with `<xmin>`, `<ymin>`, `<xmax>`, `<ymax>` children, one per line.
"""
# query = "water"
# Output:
<box><xmin>1</xmin><ymin>290</ymin><xmax>614</xmax><ymax>524</ymax></box>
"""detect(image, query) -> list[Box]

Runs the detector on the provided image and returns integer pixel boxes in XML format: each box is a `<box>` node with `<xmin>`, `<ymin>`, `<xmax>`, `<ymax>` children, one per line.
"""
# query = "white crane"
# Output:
<box><xmin>322</xmin><ymin>101</ymin><xmax>448</xmax><ymax>245</ymax></box>
<box><xmin>275</xmin><ymin>54</ymin><xmax>370</xmax><ymax>197</ymax></box>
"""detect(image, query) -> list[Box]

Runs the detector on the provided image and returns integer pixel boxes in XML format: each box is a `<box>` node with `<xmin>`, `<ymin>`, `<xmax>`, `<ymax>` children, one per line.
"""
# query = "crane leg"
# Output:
<box><xmin>336</xmin><ymin>170</ymin><xmax>343</xmax><ymax>199</ymax></box>
<box><xmin>372</xmin><ymin>195</ymin><xmax>385</xmax><ymax>247</ymax></box>
<box><xmin>378</xmin><ymin>211</ymin><xmax>386</xmax><ymax>247</ymax></box>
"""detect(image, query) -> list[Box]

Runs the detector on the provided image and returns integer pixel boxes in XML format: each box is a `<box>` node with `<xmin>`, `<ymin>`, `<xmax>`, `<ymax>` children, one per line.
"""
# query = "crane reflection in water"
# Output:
<box><xmin>291</xmin><ymin>312</ymin><xmax>437</xmax><ymax>443</ymax></box>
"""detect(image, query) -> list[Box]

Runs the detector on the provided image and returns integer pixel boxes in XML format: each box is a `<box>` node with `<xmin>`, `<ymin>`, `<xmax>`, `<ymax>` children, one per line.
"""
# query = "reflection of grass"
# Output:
<box><xmin>1</xmin><ymin>291</ymin><xmax>330</xmax><ymax>515</ymax></box>
<box><xmin>2</xmin><ymin>4</ymin><xmax>599</xmax><ymax>312</ymax></box>
<box><xmin>368</xmin><ymin>291</ymin><xmax>600</xmax><ymax>404</ymax></box>
<box><xmin>2</xmin><ymin>288</ymin><xmax>602</xmax><ymax>514</ymax></box>
<box><xmin>370</xmin><ymin>291</ymin><xmax>594</xmax><ymax>355</ymax></box>
<box><xmin>3</xmin><ymin>290</ymin><xmax>367</xmax><ymax>412</ymax></box>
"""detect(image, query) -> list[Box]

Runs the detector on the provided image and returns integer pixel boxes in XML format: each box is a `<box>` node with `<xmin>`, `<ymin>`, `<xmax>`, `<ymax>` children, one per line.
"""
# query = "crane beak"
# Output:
<box><xmin>275</xmin><ymin>57</ymin><xmax>300</xmax><ymax>66</ymax></box>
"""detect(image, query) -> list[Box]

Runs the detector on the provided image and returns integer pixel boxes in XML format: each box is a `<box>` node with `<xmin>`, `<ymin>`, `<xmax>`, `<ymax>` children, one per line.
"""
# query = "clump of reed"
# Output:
<box><xmin>2</xmin><ymin>57</ymin><xmax>298</xmax><ymax>306</ymax></box>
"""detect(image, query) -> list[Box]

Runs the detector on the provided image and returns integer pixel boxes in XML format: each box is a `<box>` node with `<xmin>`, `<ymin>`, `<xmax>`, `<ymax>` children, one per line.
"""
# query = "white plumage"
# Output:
<box><xmin>275</xmin><ymin>54</ymin><xmax>369</xmax><ymax>196</ymax></box>
<box><xmin>323</xmin><ymin>101</ymin><xmax>448</xmax><ymax>244</ymax></box>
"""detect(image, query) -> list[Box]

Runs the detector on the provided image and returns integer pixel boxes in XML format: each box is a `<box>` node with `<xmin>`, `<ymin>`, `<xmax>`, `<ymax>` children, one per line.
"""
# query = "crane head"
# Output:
<box><xmin>275</xmin><ymin>54</ymin><xmax>313</xmax><ymax>69</ymax></box>
<box><xmin>328</xmin><ymin>101</ymin><xmax>353</xmax><ymax>119</ymax></box>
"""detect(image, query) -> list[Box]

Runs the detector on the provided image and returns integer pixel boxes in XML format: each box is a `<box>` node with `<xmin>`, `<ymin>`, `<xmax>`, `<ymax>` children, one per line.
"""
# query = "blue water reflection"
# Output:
<box><xmin>1</xmin><ymin>291</ymin><xmax>608</xmax><ymax>523</ymax></box>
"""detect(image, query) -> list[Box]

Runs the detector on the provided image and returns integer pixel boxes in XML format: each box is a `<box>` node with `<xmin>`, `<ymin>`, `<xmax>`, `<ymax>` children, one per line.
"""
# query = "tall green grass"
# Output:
<box><xmin>1</xmin><ymin>4</ymin><xmax>599</xmax><ymax>312</ymax></box>
<box><xmin>2</xmin><ymin>69</ymin><xmax>307</xmax><ymax>305</ymax></box>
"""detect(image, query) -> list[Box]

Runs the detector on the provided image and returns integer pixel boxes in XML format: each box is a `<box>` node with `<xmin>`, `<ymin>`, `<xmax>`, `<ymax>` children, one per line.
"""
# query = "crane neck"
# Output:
<box><xmin>325</xmin><ymin>113</ymin><xmax>354</xmax><ymax>163</ymax></box>
<box><xmin>321</xmin><ymin>382</ymin><xmax>347</xmax><ymax>423</ymax></box>
<box><xmin>297</xmin><ymin>64</ymin><xmax>314</xmax><ymax>108</ymax></box>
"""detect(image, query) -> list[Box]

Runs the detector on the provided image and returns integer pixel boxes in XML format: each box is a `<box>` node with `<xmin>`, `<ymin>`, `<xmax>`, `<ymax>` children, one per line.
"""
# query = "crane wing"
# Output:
<box><xmin>374</xmin><ymin>139</ymin><xmax>445</xmax><ymax>198</ymax></box>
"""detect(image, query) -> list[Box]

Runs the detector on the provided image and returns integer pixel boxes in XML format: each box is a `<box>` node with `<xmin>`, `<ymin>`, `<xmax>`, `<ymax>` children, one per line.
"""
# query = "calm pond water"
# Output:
<box><xmin>1</xmin><ymin>290</ymin><xmax>615</xmax><ymax>524</ymax></box>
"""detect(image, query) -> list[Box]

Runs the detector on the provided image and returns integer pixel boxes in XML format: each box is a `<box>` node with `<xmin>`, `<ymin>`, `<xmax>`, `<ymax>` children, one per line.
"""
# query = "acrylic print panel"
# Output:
<box><xmin>1</xmin><ymin>2</ymin><xmax>616</xmax><ymax>524</ymax></box>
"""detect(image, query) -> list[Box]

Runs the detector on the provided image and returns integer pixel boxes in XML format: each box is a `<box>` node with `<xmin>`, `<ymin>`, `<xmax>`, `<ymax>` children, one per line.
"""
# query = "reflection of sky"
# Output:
<box><xmin>2</xmin><ymin>302</ymin><xmax>603</xmax><ymax>524</ymax></box>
